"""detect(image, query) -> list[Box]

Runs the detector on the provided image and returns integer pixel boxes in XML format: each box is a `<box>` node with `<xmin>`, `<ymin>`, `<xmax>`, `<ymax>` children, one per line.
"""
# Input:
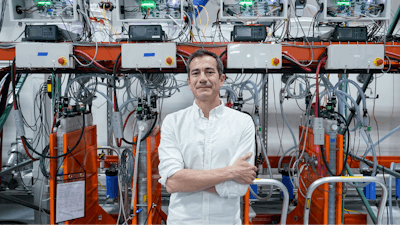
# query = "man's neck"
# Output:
<box><xmin>195</xmin><ymin>96</ymin><xmax>221</xmax><ymax>119</ymax></box>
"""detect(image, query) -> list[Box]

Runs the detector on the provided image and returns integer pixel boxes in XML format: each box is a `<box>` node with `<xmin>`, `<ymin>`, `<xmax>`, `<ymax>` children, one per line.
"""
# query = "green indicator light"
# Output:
<box><xmin>137</xmin><ymin>107</ymin><xmax>142</xmax><ymax>111</ymax></box>
<box><xmin>239</xmin><ymin>0</ymin><xmax>254</xmax><ymax>6</ymax></box>
<box><xmin>141</xmin><ymin>0</ymin><xmax>156</xmax><ymax>9</ymax></box>
<box><xmin>337</xmin><ymin>2</ymin><xmax>350</xmax><ymax>6</ymax></box>
<box><xmin>37</xmin><ymin>1</ymin><xmax>52</xmax><ymax>5</ymax></box>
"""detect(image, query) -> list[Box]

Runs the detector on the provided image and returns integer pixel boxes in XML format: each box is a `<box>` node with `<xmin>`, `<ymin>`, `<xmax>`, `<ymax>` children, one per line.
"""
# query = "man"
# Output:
<box><xmin>158</xmin><ymin>49</ymin><xmax>257</xmax><ymax>224</ymax></box>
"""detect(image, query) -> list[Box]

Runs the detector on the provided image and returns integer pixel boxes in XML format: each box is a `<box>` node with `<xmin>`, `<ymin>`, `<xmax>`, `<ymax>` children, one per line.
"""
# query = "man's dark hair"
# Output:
<box><xmin>186</xmin><ymin>49</ymin><xmax>224</xmax><ymax>78</ymax></box>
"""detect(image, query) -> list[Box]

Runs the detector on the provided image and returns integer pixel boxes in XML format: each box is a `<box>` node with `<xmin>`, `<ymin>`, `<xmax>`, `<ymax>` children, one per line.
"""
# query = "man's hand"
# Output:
<box><xmin>228</xmin><ymin>152</ymin><xmax>257</xmax><ymax>184</ymax></box>
<box><xmin>204</xmin><ymin>186</ymin><xmax>217</xmax><ymax>194</ymax></box>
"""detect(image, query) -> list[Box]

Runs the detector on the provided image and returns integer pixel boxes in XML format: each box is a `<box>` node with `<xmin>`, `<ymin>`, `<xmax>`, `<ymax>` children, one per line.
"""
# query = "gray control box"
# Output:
<box><xmin>227</xmin><ymin>44</ymin><xmax>282</xmax><ymax>69</ymax></box>
<box><xmin>16</xmin><ymin>43</ymin><xmax>74</xmax><ymax>69</ymax></box>
<box><xmin>313</xmin><ymin>117</ymin><xmax>325</xmax><ymax>146</ymax></box>
<box><xmin>121</xmin><ymin>43</ymin><xmax>176</xmax><ymax>69</ymax></box>
<box><xmin>325</xmin><ymin>45</ymin><xmax>384</xmax><ymax>70</ymax></box>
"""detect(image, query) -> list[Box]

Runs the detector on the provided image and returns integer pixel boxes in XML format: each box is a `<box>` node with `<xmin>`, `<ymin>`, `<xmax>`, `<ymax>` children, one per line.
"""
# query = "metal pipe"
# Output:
<box><xmin>253</xmin><ymin>179</ymin><xmax>289</xmax><ymax>225</ymax></box>
<box><xmin>0</xmin><ymin>159</ymin><xmax>34</xmax><ymax>177</ymax></box>
<box><xmin>388</xmin><ymin>4</ymin><xmax>400</xmax><ymax>36</ymax></box>
<box><xmin>0</xmin><ymin>193</ymin><xmax>51</xmax><ymax>214</ymax></box>
<box><xmin>349</xmin><ymin>153</ymin><xmax>400</xmax><ymax>179</ymax></box>
<box><xmin>303</xmin><ymin>176</ymin><xmax>388</xmax><ymax>225</ymax></box>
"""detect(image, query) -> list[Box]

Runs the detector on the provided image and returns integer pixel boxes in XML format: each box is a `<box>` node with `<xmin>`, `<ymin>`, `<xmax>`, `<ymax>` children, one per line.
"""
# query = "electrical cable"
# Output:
<box><xmin>119</xmin><ymin>148</ymin><xmax>134</xmax><ymax>184</ymax></box>
<box><xmin>73</xmin><ymin>49</ymin><xmax>112</xmax><ymax>72</ymax></box>
<box><xmin>122</xmin><ymin>112</ymin><xmax>158</xmax><ymax>145</ymax></box>
<box><xmin>23</xmin><ymin>113</ymin><xmax>86</xmax><ymax>159</ymax></box>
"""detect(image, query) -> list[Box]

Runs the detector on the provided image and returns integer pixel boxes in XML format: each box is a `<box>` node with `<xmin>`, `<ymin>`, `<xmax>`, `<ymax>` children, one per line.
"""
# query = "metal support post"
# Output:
<box><xmin>303</xmin><ymin>176</ymin><xmax>388</xmax><ymax>225</ymax></box>
<box><xmin>253</xmin><ymin>179</ymin><xmax>289</xmax><ymax>225</ymax></box>
<box><xmin>261</xmin><ymin>74</ymin><xmax>268</xmax><ymax>157</ymax></box>
<box><xmin>137</xmin><ymin>141</ymin><xmax>148</xmax><ymax>225</ymax></box>
<box><xmin>326</xmin><ymin>119</ymin><xmax>337</xmax><ymax>225</ymax></box>
<box><xmin>338</xmin><ymin>73</ymin><xmax>347</xmax><ymax>225</ymax></box>
<box><xmin>107</xmin><ymin>84</ymin><xmax>113</xmax><ymax>155</ymax></box>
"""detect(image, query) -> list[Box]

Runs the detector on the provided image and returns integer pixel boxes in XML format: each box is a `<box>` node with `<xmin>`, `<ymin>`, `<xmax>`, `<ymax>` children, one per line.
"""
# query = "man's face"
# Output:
<box><xmin>187</xmin><ymin>55</ymin><xmax>225</xmax><ymax>101</ymax></box>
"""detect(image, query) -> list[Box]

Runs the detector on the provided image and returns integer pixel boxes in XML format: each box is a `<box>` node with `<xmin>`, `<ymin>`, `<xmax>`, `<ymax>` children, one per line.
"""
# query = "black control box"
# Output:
<box><xmin>128</xmin><ymin>25</ymin><xmax>164</xmax><ymax>41</ymax></box>
<box><xmin>331</xmin><ymin>26</ymin><xmax>367</xmax><ymax>42</ymax></box>
<box><xmin>231</xmin><ymin>25</ymin><xmax>267</xmax><ymax>42</ymax></box>
<box><xmin>24</xmin><ymin>25</ymin><xmax>60</xmax><ymax>41</ymax></box>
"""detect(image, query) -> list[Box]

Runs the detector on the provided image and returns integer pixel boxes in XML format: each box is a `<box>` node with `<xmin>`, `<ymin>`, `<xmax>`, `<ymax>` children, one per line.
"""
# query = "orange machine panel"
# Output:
<box><xmin>49</xmin><ymin>125</ymin><xmax>116</xmax><ymax>225</ymax></box>
<box><xmin>285</xmin><ymin>126</ymin><xmax>343</xmax><ymax>225</ymax></box>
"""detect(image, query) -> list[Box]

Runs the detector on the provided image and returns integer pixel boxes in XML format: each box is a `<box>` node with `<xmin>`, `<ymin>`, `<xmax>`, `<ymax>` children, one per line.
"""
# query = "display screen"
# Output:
<box><xmin>134</xmin><ymin>27</ymin><xmax>147</xmax><ymax>36</ymax></box>
<box><xmin>237</xmin><ymin>27</ymin><xmax>252</xmax><ymax>37</ymax></box>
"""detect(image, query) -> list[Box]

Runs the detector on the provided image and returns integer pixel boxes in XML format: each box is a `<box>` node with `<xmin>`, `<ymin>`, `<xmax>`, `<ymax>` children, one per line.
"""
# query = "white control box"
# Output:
<box><xmin>227</xmin><ymin>44</ymin><xmax>282</xmax><ymax>69</ymax></box>
<box><xmin>325</xmin><ymin>45</ymin><xmax>384</xmax><ymax>70</ymax></box>
<box><xmin>16</xmin><ymin>43</ymin><xmax>74</xmax><ymax>69</ymax></box>
<box><xmin>121</xmin><ymin>43</ymin><xmax>176</xmax><ymax>69</ymax></box>
<box><xmin>220</xmin><ymin>0</ymin><xmax>288</xmax><ymax>22</ymax></box>
<box><xmin>317</xmin><ymin>0</ymin><xmax>390</xmax><ymax>22</ymax></box>
<box><xmin>116</xmin><ymin>0</ymin><xmax>184</xmax><ymax>22</ymax></box>
<box><xmin>9</xmin><ymin>0</ymin><xmax>81</xmax><ymax>22</ymax></box>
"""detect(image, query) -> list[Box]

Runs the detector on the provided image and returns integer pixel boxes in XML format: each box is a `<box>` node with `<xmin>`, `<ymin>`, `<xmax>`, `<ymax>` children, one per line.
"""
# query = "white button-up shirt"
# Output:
<box><xmin>158</xmin><ymin>100</ymin><xmax>255</xmax><ymax>224</ymax></box>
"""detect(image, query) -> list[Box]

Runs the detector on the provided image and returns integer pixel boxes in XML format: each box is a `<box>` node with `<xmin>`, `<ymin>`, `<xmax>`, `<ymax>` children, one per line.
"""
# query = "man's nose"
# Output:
<box><xmin>198</xmin><ymin>72</ymin><xmax>208</xmax><ymax>82</ymax></box>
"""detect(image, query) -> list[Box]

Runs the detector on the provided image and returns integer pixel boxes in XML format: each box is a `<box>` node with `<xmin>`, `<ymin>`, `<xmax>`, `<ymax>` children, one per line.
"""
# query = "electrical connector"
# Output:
<box><xmin>14</xmin><ymin>109</ymin><xmax>25</xmax><ymax>137</ymax></box>
<box><xmin>313</xmin><ymin>117</ymin><xmax>324</xmax><ymax>145</ymax></box>
<box><xmin>112</xmin><ymin>111</ymin><xmax>123</xmax><ymax>139</ymax></box>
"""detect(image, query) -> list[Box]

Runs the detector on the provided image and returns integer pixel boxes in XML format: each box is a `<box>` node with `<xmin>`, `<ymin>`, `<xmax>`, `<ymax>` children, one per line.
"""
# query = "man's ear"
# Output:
<box><xmin>187</xmin><ymin>76</ymin><xmax>192</xmax><ymax>91</ymax></box>
<box><xmin>219</xmin><ymin>74</ymin><xmax>226</xmax><ymax>87</ymax></box>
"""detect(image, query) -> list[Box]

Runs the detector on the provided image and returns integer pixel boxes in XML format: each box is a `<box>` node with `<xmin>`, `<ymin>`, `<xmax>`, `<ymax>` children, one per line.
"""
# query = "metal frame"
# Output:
<box><xmin>303</xmin><ymin>176</ymin><xmax>388</xmax><ymax>225</ymax></box>
<box><xmin>253</xmin><ymin>179</ymin><xmax>289</xmax><ymax>225</ymax></box>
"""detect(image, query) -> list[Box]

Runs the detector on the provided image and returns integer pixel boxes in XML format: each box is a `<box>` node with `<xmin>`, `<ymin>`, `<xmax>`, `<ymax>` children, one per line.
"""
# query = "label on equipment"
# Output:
<box><xmin>152</xmin><ymin>36</ymin><xmax>160</xmax><ymax>38</ymax></box>
<box><xmin>37</xmin><ymin>52</ymin><xmax>48</xmax><ymax>56</ymax></box>
<box><xmin>143</xmin><ymin>53</ymin><xmax>155</xmax><ymax>57</ymax></box>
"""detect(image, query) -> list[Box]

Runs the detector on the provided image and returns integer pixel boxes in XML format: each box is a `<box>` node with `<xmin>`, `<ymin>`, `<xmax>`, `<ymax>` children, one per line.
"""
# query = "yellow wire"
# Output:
<box><xmin>199</xmin><ymin>5</ymin><xmax>209</xmax><ymax>35</ymax></box>
<box><xmin>99</xmin><ymin>21</ymin><xmax>101</xmax><ymax>30</ymax></box>
<box><xmin>98</xmin><ymin>181</ymin><xmax>106</xmax><ymax>190</ymax></box>
<box><xmin>195</xmin><ymin>6</ymin><xmax>206</xmax><ymax>41</ymax></box>
<box><xmin>102</xmin><ymin>6</ymin><xmax>120</xmax><ymax>38</ymax></box>
<box><xmin>344</xmin><ymin>208</ymin><xmax>363</xmax><ymax>214</ymax></box>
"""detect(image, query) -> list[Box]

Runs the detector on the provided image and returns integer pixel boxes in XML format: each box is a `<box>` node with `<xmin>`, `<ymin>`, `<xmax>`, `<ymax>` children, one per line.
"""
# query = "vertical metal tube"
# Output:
<box><xmin>262</xmin><ymin>74</ymin><xmax>268</xmax><ymax>159</ymax></box>
<box><xmin>327</xmin><ymin>119</ymin><xmax>337</xmax><ymax>225</ymax></box>
<box><xmin>107</xmin><ymin>85</ymin><xmax>113</xmax><ymax>155</ymax></box>
<box><xmin>137</xmin><ymin>141</ymin><xmax>147</xmax><ymax>225</ymax></box>
<box><xmin>338</xmin><ymin>74</ymin><xmax>347</xmax><ymax>225</ymax></box>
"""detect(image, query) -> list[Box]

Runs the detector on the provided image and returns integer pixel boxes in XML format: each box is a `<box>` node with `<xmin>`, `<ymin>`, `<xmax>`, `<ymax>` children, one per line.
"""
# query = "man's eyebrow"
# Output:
<box><xmin>191</xmin><ymin>68</ymin><xmax>200</xmax><ymax>73</ymax></box>
<box><xmin>205</xmin><ymin>67</ymin><xmax>215</xmax><ymax>70</ymax></box>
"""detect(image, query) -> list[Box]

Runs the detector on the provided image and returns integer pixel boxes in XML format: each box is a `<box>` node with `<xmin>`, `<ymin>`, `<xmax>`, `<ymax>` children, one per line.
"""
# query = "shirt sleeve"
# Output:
<box><xmin>215</xmin><ymin>115</ymin><xmax>255</xmax><ymax>198</ymax></box>
<box><xmin>158</xmin><ymin>115</ymin><xmax>184</xmax><ymax>187</ymax></box>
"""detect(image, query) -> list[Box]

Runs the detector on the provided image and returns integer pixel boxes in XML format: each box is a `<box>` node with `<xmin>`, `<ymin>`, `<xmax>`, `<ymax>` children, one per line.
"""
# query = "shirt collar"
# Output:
<box><xmin>193</xmin><ymin>99</ymin><xmax>225</xmax><ymax>119</ymax></box>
